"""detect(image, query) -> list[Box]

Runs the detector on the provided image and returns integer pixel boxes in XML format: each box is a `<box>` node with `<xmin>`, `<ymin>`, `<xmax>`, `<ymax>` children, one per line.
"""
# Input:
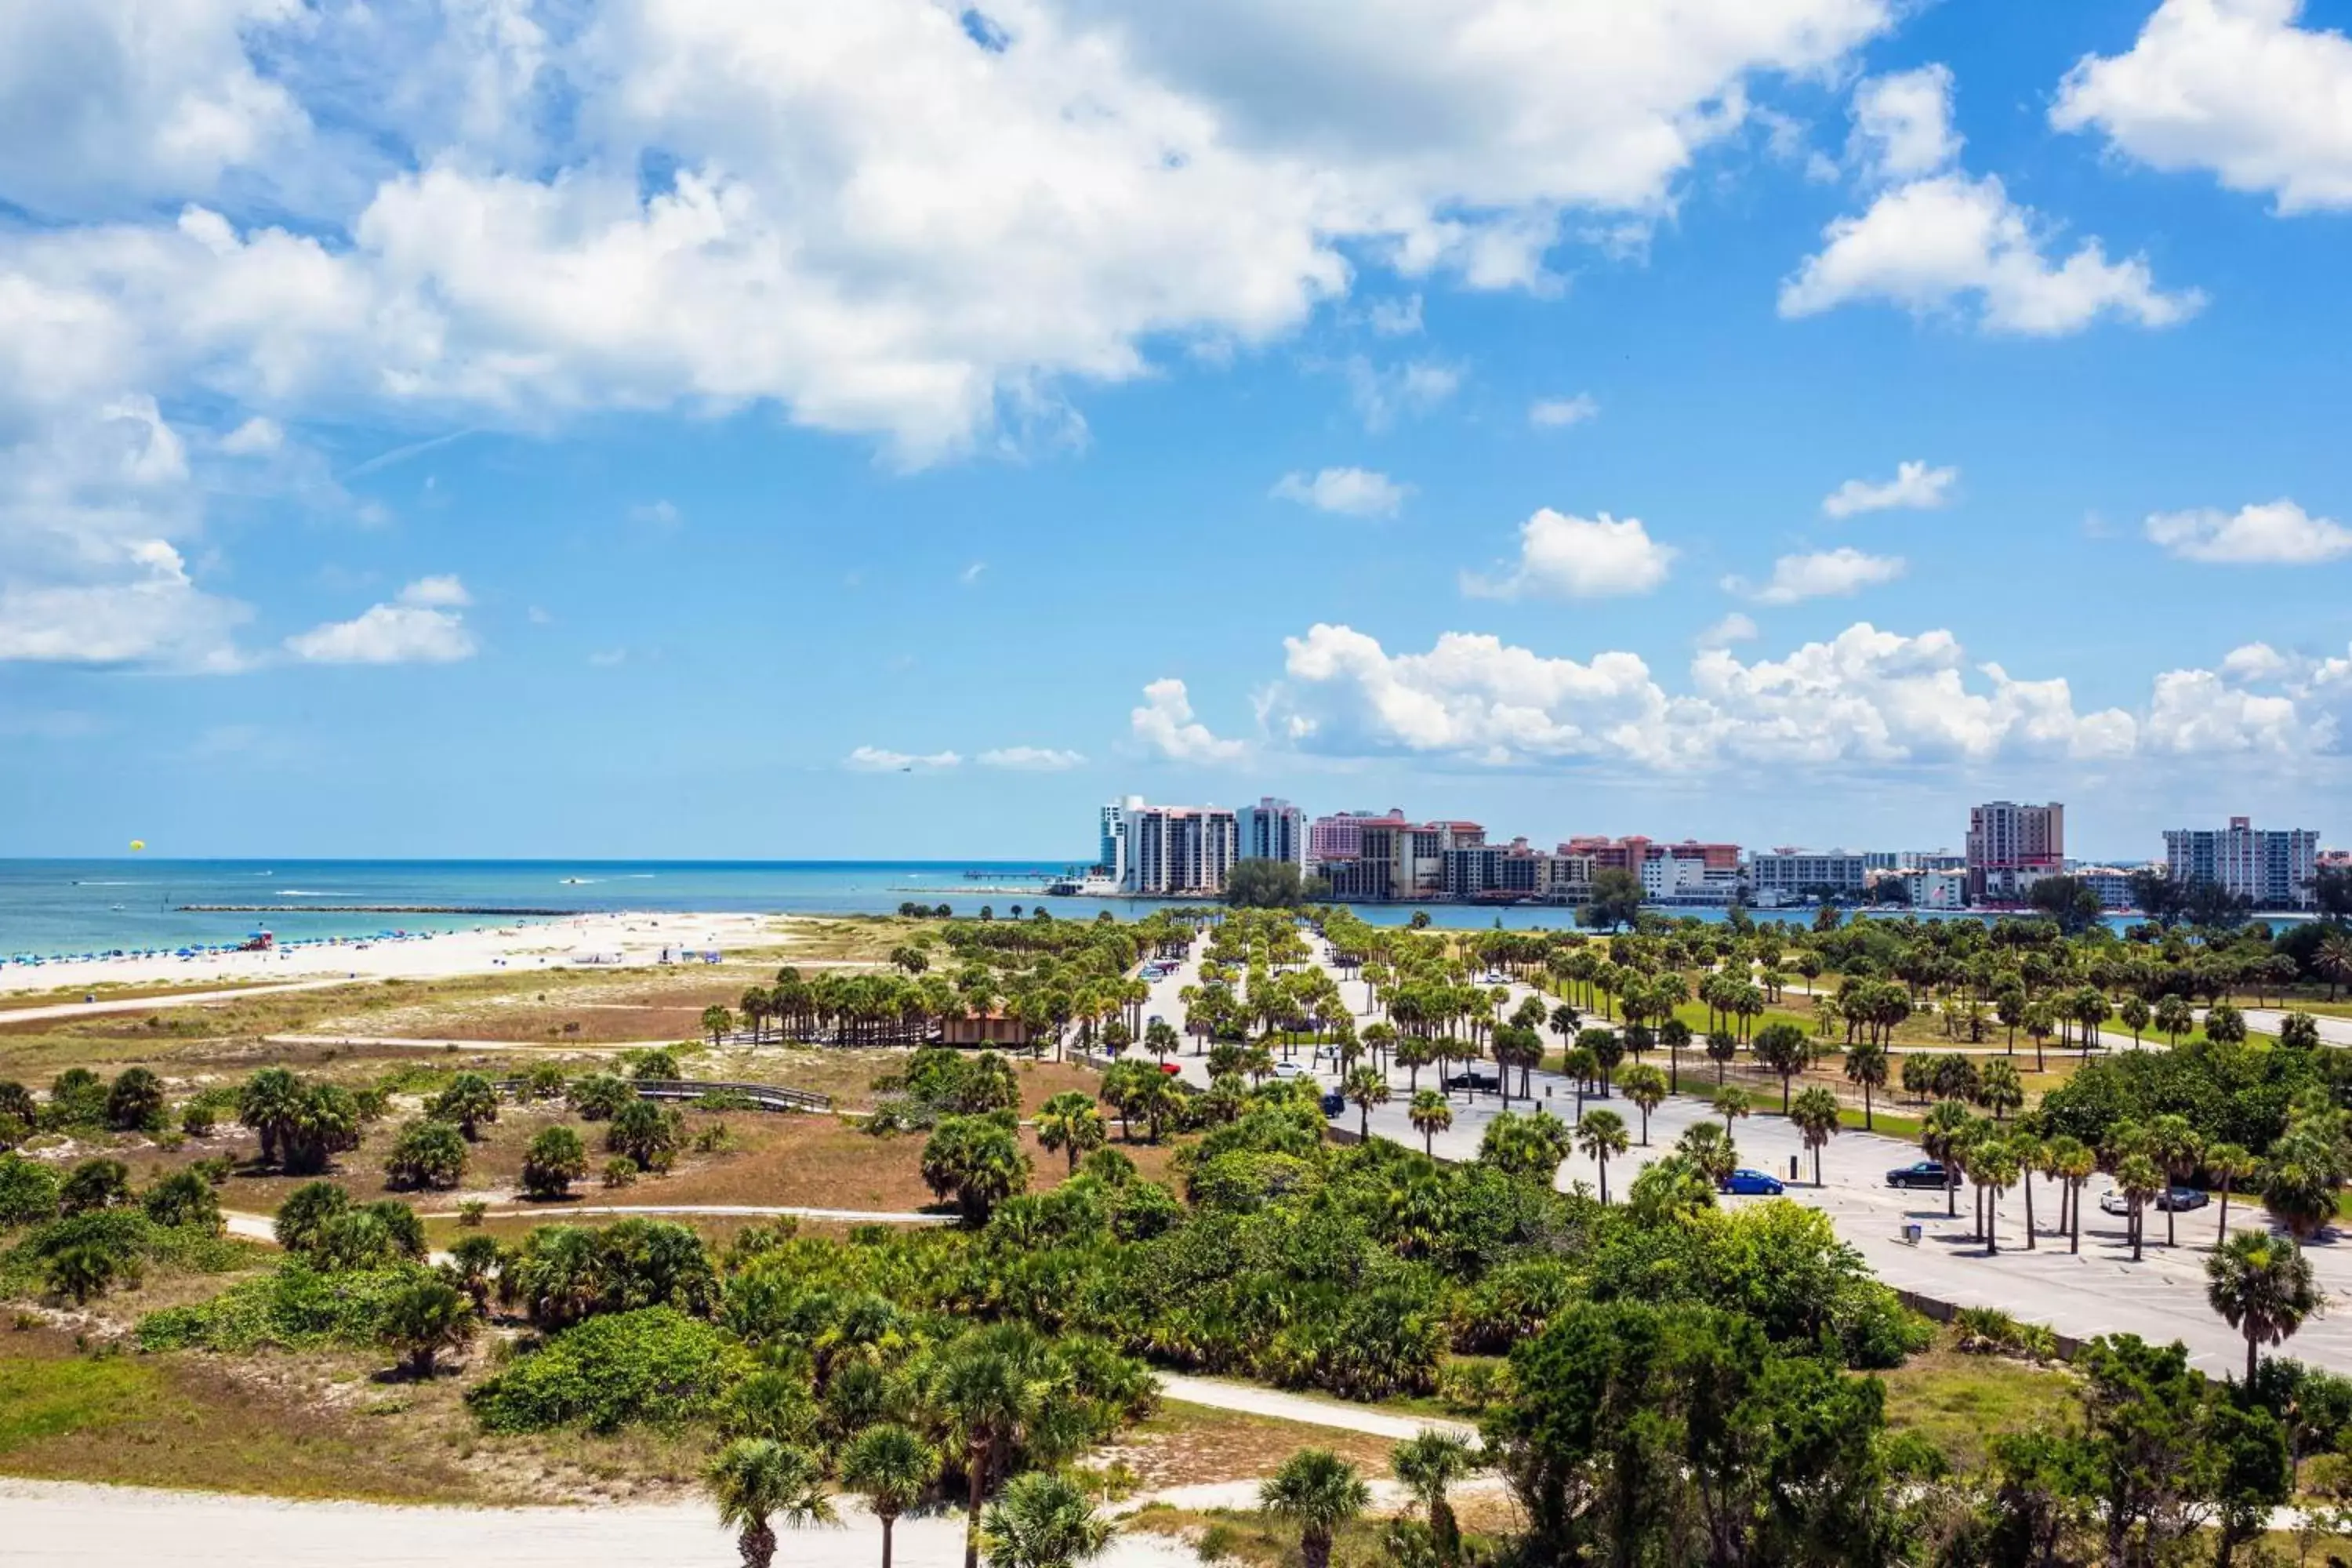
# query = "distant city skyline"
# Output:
<box><xmin>5</xmin><ymin>4</ymin><xmax>2350</xmax><ymax>857</ymax></box>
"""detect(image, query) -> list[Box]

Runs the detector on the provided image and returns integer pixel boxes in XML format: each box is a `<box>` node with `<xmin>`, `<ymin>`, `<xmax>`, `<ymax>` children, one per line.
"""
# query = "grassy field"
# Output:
<box><xmin>1874</xmin><ymin>1341</ymin><xmax>2077</xmax><ymax>1472</ymax></box>
<box><xmin>1109</xmin><ymin>1403</ymin><xmax>1397</xmax><ymax>1490</ymax></box>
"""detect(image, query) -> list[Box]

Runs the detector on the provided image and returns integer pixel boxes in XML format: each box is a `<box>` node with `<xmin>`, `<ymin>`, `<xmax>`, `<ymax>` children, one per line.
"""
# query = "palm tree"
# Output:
<box><xmin>1033</xmin><ymin>1093</ymin><xmax>1105</xmax><ymax>1175</ymax></box>
<box><xmin>840</xmin><ymin>1425</ymin><xmax>936</xmax><ymax>1568</ymax></box>
<box><xmin>1842</xmin><ymin>1041</ymin><xmax>1887</xmax><ymax>1131</ymax></box>
<box><xmin>381</xmin><ymin>1275</ymin><xmax>476</xmax><ymax>1377</ymax></box>
<box><xmin>2054</xmin><ymin>1138</ymin><xmax>2096</xmax><ymax>1254</ymax></box>
<box><xmin>2148</xmin><ymin>1113</ymin><xmax>2205</xmax><ymax>1249</ymax></box>
<box><xmin>1343</xmin><ymin>1065</ymin><xmax>1390</xmax><ymax>1140</ymax></box>
<box><xmin>1617</xmin><ymin>1063</ymin><xmax>1667</xmax><ymax>1145</ymax></box>
<box><xmin>706</xmin><ymin>1439</ymin><xmax>833</xmax><ymax>1568</ymax></box>
<box><xmin>978</xmin><ymin>1471</ymin><xmax>1114</xmax><ymax>1568</ymax></box>
<box><xmin>2206</xmin><ymin>1142</ymin><xmax>2259</xmax><ymax>1247</ymax></box>
<box><xmin>1788</xmin><ymin>1086</ymin><xmax>1842</xmax><ymax>1186</ymax></box>
<box><xmin>2208</xmin><ymin>1230</ymin><xmax>2324</xmax><ymax>1385</ymax></box>
<box><xmin>1922</xmin><ymin>1100</ymin><xmax>1973</xmax><ymax>1219</ymax></box>
<box><xmin>1407</xmin><ymin>1090</ymin><xmax>1453</xmax><ymax>1157</ymax></box>
<box><xmin>1261</xmin><ymin>1450</ymin><xmax>1370</xmax><ymax>1568</ymax></box>
<box><xmin>2117</xmin><ymin>1153</ymin><xmax>2165</xmax><ymax>1263</ymax></box>
<box><xmin>1576</xmin><ymin>1109</ymin><xmax>1629</xmax><ymax>1205</ymax></box>
<box><xmin>2009</xmin><ymin>1131</ymin><xmax>2045</xmax><ymax>1250</ymax></box>
<box><xmin>1391</xmin><ymin>1430</ymin><xmax>1476</xmax><ymax>1563</ymax></box>
<box><xmin>1711</xmin><ymin>1085</ymin><xmax>1751</xmax><ymax>1139</ymax></box>
<box><xmin>1971</xmin><ymin>1139</ymin><xmax>2021</xmax><ymax>1255</ymax></box>
<box><xmin>933</xmin><ymin>1330</ymin><xmax>1056</xmax><ymax>1568</ymax></box>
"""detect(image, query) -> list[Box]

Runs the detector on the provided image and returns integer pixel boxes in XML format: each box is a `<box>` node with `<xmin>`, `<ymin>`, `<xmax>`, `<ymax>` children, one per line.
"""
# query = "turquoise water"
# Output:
<box><xmin>0</xmin><ymin>858</ymin><xmax>2136</xmax><ymax>963</ymax></box>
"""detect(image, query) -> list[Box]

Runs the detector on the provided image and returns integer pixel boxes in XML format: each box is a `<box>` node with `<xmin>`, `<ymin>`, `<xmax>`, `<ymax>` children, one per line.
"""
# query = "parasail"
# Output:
<box><xmin>129</xmin><ymin>840</ymin><xmax>146</xmax><ymax>851</ymax></box>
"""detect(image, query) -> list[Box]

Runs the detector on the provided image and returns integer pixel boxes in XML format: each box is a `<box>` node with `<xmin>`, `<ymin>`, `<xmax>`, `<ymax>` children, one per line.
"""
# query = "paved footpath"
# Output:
<box><xmin>1136</xmin><ymin>938</ymin><xmax>2352</xmax><ymax>1381</ymax></box>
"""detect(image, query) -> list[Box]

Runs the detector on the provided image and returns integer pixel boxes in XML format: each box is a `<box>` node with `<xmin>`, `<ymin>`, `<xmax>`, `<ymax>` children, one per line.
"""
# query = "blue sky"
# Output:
<box><xmin>2</xmin><ymin>0</ymin><xmax>2349</xmax><ymax>862</ymax></box>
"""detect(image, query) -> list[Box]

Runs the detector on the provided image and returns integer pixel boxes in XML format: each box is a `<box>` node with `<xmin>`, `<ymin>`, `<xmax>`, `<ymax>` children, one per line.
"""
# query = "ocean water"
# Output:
<box><xmin>0</xmin><ymin>858</ymin><xmax>2128</xmax><ymax>960</ymax></box>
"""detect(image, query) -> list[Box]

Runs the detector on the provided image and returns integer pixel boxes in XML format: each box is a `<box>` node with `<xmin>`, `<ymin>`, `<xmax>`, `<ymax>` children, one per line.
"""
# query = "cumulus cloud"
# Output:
<box><xmin>285</xmin><ymin>575</ymin><xmax>476</xmax><ymax>664</ymax></box>
<box><xmin>1271</xmin><ymin>467</ymin><xmax>1409</xmax><ymax>517</ymax></box>
<box><xmin>978</xmin><ymin>746</ymin><xmax>1087</xmax><ymax>771</ymax></box>
<box><xmin>1697</xmin><ymin>612</ymin><xmax>1760</xmax><ymax>648</ymax></box>
<box><xmin>219</xmin><ymin>416</ymin><xmax>283</xmax><ymax>456</ymax></box>
<box><xmin>629</xmin><ymin>499</ymin><xmax>682</xmax><ymax>529</ymax></box>
<box><xmin>1783</xmin><ymin>65</ymin><xmax>2201</xmax><ymax>334</ymax></box>
<box><xmin>2220</xmin><ymin>641</ymin><xmax>2291</xmax><ymax>681</ymax></box>
<box><xmin>2053</xmin><ymin>0</ymin><xmax>2352</xmax><ymax>215</ymax></box>
<box><xmin>1849</xmin><ymin>65</ymin><xmax>1962</xmax><ymax>180</ymax></box>
<box><xmin>1131</xmin><ymin>677</ymin><xmax>1245</xmax><ymax>763</ymax></box>
<box><xmin>845</xmin><ymin>746</ymin><xmax>962</xmax><ymax>771</ymax></box>
<box><xmin>0</xmin><ymin>0</ymin><xmax>1904</xmax><ymax>463</ymax></box>
<box><xmin>0</xmin><ymin>540</ymin><xmax>247</xmax><ymax>669</ymax></box>
<box><xmin>1528</xmin><ymin>393</ymin><xmax>1600</xmax><ymax>429</ymax></box>
<box><xmin>1346</xmin><ymin>358</ymin><xmax>1461</xmax><ymax>430</ymax></box>
<box><xmin>1462</xmin><ymin>509</ymin><xmax>1677</xmax><ymax>600</ymax></box>
<box><xmin>1366</xmin><ymin>295</ymin><xmax>1423</xmax><ymax>336</ymax></box>
<box><xmin>1263</xmin><ymin>619</ymin><xmax>2139</xmax><ymax>771</ymax></box>
<box><xmin>1726</xmin><ymin>547</ymin><xmax>1906</xmax><ymax>605</ymax></box>
<box><xmin>1822</xmin><ymin>459</ymin><xmax>1958</xmax><ymax>517</ymax></box>
<box><xmin>2144</xmin><ymin>499</ymin><xmax>2352</xmax><ymax>563</ymax></box>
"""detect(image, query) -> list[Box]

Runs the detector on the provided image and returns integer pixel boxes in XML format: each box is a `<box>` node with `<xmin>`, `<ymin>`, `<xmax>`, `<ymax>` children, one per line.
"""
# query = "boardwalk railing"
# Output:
<box><xmin>498</xmin><ymin>1076</ymin><xmax>832</xmax><ymax>1113</ymax></box>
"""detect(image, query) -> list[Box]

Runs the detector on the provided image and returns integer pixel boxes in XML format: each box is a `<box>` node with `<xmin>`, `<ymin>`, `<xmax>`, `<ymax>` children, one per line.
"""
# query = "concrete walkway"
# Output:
<box><xmin>1158</xmin><ymin>1374</ymin><xmax>1473</xmax><ymax>1441</ymax></box>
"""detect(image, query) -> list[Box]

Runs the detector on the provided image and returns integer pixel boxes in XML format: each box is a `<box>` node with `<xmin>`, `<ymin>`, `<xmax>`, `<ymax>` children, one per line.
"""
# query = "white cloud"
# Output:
<box><xmin>1346</xmin><ymin>358</ymin><xmax>1461</xmax><ymax>430</ymax></box>
<box><xmin>1462</xmin><ymin>509</ymin><xmax>1677</xmax><ymax>600</ymax></box>
<box><xmin>960</xmin><ymin>561</ymin><xmax>988</xmax><ymax>586</ymax></box>
<box><xmin>285</xmin><ymin>575</ymin><xmax>476</xmax><ymax>664</ymax></box>
<box><xmin>1780</xmin><ymin>171</ymin><xmax>2203</xmax><ymax>334</ymax></box>
<box><xmin>1131</xmin><ymin>677</ymin><xmax>1245</xmax><ymax>763</ymax></box>
<box><xmin>2053</xmin><ymin>0</ymin><xmax>2352</xmax><ymax>215</ymax></box>
<box><xmin>845</xmin><ymin>746</ymin><xmax>962</xmax><ymax>771</ymax></box>
<box><xmin>2220</xmin><ymin>641</ymin><xmax>2290</xmax><ymax>681</ymax></box>
<box><xmin>219</xmin><ymin>415</ymin><xmax>283</xmax><ymax>455</ymax></box>
<box><xmin>1271</xmin><ymin>467</ymin><xmax>1409</xmax><ymax>518</ymax></box>
<box><xmin>0</xmin><ymin>0</ymin><xmax>1903</xmax><ymax>463</ymax></box>
<box><xmin>1849</xmin><ymin>64</ymin><xmax>1962</xmax><ymax>180</ymax></box>
<box><xmin>0</xmin><ymin>540</ymin><xmax>247</xmax><ymax>669</ymax></box>
<box><xmin>1528</xmin><ymin>393</ymin><xmax>1600</xmax><ymax>429</ymax></box>
<box><xmin>629</xmin><ymin>499</ymin><xmax>681</xmax><ymax>528</ymax></box>
<box><xmin>1821</xmin><ymin>459</ymin><xmax>1958</xmax><ymax>517</ymax></box>
<box><xmin>2144</xmin><ymin>498</ymin><xmax>2352</xmax><ymax>563</ymax></box>
<box><xmin>1367</xmin><ymin>295</ymin><xmax>1423</xmax><ymax>336</ymax></box>
<box><xmin>2143</xmin><ymin>667</ymin><xmax>2305</xmax><ymax>753</ymax></box>
<box><xmin>1264</xmin><ymin>619</ymin><xmax>2139</xmax><ymax>770</ymax></box>
<box><xmin>978</xmin><ymin>746</ymin><xmax>1087</xmax><ymax>771</ymax></box>
<box><xmin>1697</xmin><ymin>612</ymin><xmax>1759</xmax><ymax>648</ymax></box>
<box><xmin>1728</xmin><ymin>547</ymin><xmax>1907</xmax><ymax>605</ymax></box>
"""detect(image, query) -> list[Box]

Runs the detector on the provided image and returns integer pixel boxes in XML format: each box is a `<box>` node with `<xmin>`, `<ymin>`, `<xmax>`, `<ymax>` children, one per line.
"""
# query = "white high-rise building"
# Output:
<box><xmin>1122</xmin><ymin>804</ymin><xmax>1239</xmax><ymax>896</ymax></box>
<box><xmin>1096</xmin><ymin>796</ymin><xmax>1143</xmax><ymax>883</ymax></box>
<box><xmin>1235</xmin><ymin>797</ymin><xmax>1305</xmax><ymax>870</ymax></box>
<box><xmin>2162</xmin><ymin>817</ymin><xmax>2320</xmax><ymax>910</ymax></box>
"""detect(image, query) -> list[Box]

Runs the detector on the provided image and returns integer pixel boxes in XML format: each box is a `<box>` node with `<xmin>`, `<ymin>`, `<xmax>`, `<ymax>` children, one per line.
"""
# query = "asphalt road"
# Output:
<box><xmin>1136</xmin><ymin>937</ymin><xmax>2352</xmax><ymax>1381</ymax></box>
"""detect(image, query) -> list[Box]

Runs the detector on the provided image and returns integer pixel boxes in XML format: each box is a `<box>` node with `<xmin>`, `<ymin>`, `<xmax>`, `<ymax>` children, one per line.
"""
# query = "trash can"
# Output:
<box><xmin>1789</xmin><ymin>1154</ymin><xmax>1799</xmax><ymax>1181</ymax></box>
<box><xmin>1903</xmin><ymin>1223</ymin><xmax>1923</xmax><ymax>1246</ymax></box>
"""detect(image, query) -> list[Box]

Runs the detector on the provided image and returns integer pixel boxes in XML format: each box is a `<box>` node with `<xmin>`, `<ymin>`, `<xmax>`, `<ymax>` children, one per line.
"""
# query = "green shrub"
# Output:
<box><xmin>567</xmin><ymin>1075</ymin><xmax>632</xmax><ymax>1121</ymax></box>
<box><xmin>466</xmin><ymin>1308</ymin><xmax>750</xmax><ymax>1433</ymax></box>
<box><xmin>58</xmin><ymin>1159</ymin><xmax>133</xmax><ymax>1217</ymax></box>
<box><xmin>311</xmin><ymin>1202</ymin><xmax>428</xmax><ymax>1271</ymax></box>
<box><xmin>49</xmin><ymin>1242</ymin><xmax>136</xmax><ymax>1302</ymax></box>
<box><xmin>2</xmin><ymin>1209</ymin><xmax>245</xmax><ymax>1298</ymax></box>
<box><xmin>602</xmin><ymin>1156</ymin><xmax>637</xmax><ymax>1189</ymax></box>
<box><xmin>607</xmin><ymin>1099</ymin><xmax>684</xmax><ymax>1173</ymax></box>
<box><xmin>521</xmin><ymin>1063</ymin><xmax>569</xmax><ymax>1102</ymax></box>
<box><xmin>521</xmin><ymin>1126</ymin><xmax>588</xmax><ymax>1200</ymax></box>
<box><xmin>383</xmin><ymin>1118</ymin><xmax>469</xmax><ymax>1190</ymax></box>
<box><xmin>272</xmin><ymin>1181</ymin><xmax>353</xmax><ymax>1254</ymax></box>
<box><xmin>1953</xmin><ymin>1305</ymin><xmax>2060</xmax><ymax>1363</ymax></box>
<box><xmin>44</xmin><ymin>1069</ymin><xmax>109</xmax><ymax>1130</ymax></box>
<box><xmin>141</xmin><ymin>1170</ymin><xmax>223</xmax><ymax>1232</ymax></box>
<box><xmin>139</xmin><ymin>1261</ymin><xmax>428</xmax><ymax>1352</ymax></box>
<box><xmin>106</xmin><ymin>1068</ymin><xmax>169</xmax><ymax>1133</ymax></box>
<box><xmin>0</xmin><ymin>1152</ymin><xmax>62</xmax><ymax>1228</ymax></box>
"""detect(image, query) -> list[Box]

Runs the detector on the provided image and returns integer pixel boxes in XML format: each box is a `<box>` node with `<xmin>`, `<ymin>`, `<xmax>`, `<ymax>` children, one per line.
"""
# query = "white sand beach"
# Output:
<box><xmin>0</xmin><ymin>911</ymin><xmax>800</xmax><ymax>997</ymax></box>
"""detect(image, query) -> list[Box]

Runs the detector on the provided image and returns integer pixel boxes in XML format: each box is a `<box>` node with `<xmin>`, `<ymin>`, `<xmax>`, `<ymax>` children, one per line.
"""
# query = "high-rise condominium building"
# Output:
<box><xmin>1095</xmin><ymin>796</ymin><xmax>1143</xmax><ymax>883</ymax></box>
<box><xmin>2162</xmin><ymin>817</ymin><xmax>2319</xmax><ymax>910</ymax></box>
<box><xmin>1966</xmin><ymin>801</ymin><xmax>2063</xmax><ymax>902</ymax></box>
<box><xmin>1236</xmin><ymin>797</ymin><xmax>1306</xmax><ymax>869</ymax></box>
<box><xmin>1308</xmin><ymin>808</ymin><xmax>1405</xmax><ymax>866</ymax></box>
<box><xmin>1122</xmin><ymin>804</ymin><xmax>1238</xmax><ymax>897</ymax></box>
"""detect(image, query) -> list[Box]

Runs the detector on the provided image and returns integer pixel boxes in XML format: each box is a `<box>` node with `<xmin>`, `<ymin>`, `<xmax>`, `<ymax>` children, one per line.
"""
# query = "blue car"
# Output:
<box><xmin>1719</xmin><ymin>1168</ymin><xmax>1785</xmax><ymax>1196</ymax></box>
<box><xmin>1319</xmin><ymin>1090</ymin><xmax>1346</xmax><ymax>1117</ymax></box>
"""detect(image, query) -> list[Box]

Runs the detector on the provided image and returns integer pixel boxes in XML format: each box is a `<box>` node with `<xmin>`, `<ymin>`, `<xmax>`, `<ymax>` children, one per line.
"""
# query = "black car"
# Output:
<box><xmin>1886</xmin><ymin>1160</ymin><xmax>1948</xmax><ymax>1189</ymax></box>
<box><xmin>1444</xmin><ymin>1070</ymin><xmax>1501</xmax><ymax>1093</ymax></box>
<box><xmin>1319</xmin><ymin>1089</ymin><xmax>1346</xmax><ymax>1116</ymax></box>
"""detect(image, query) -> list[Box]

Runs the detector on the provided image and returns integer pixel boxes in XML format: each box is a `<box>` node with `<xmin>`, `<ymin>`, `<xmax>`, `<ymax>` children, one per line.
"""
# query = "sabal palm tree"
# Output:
<box><xmin>2054</xmin><ymin>1139</ymin><xmax>2096</xmax><ymax>1254</ymax></box>
<box><xmin>2208</xmin><ymin>1230</ymin><xmax>2324</xmax><ymax>1385</ymax></box>
<box><xmin>933</xmin><ymin>1332</ymin><xmax>1058</xmax><ymax>1568</ymax></box>
<box><xmin>1033</xmin><ymin>1093</ymin><xmax>1105</xmax><ymax>1174</ymax></box>
<box><xmin>1407</xmin><ymin>1090</ymin><xmax>1452</xmax><ymax>1157</ymax></box>
<box><xmin>1842</xmin><ymin>1041</ymin><xmax>1887</xmax><ymax>1131</ymax></box>
<box><xmin>2116</xmin><ymin>1153</ymin><xmax>2165</xmax><ymax>1262</ymax></box>
<box><xmin>706</xmin><ymin>1439</ymin><xmax>833</xmax><ymax>1568</ymax></box>
<box><xmin>1711</xmin><ymin>1085</ymin><xmax>1751</xmax><ymax>1139</ymax></box>
<box><xmin>840</xmin><ymin>1424</ymin><xmax>937</xmax><ymax>1568</ymax></box>
<box><xmin>1391</xmin><ymin>1430</ymin><xmax>1476</xmax><ymax>1563</ymax></box>
<box><xmin>2148</xmin><ymin>1113</ymin><xmax>2205</xmax><ymax>1249</ymax></box>
<box><xmin>1617</xmin><ymin>1064</ymin><xmax>1667</xmax><ymax>1145</ymax></box>
<box><xmin>1922</xmin><ymin>1100</ymin><xmax>1974</xmax><ymax>1219</ymax></box>
<box><xmin>1576</xmin><ymin>1109</ymin><xmax>1629</xmax><ymax>1204</ymax></box>
<box><xmin>1343</xmin><ymin>1065</ymin><xmax>1390</xmax><ymax>1139</ymax></box>
<box><xmin>977</xmin><ymin>1471</ymin><xmax>1113</xmax><ymax>1568</ymax></box>
<box><xmin>1788</xmin><ymin>1086</ymin><xmax>1842</xmax><ymax>1186</ymax></box>
<box><xmin>1971</xmin><ymin>1139</ymin><xmax>2021</xmax><ymax>1255</ymax></box>
<box><xmin>2206</xmin><ymin>1142</ymin><xmax>2259</xmax><ymax>1247</ymax></box>
<box><xmin>1261</xmin><ymin>1450</ymin><xmax>1370</xmax><ymax>1568</ymax></box>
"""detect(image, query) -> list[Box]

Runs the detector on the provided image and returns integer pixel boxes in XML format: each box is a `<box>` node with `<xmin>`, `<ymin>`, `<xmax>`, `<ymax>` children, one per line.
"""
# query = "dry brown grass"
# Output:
<box><xmin>1103</xmin><ymin>1403</ymin><xmax>1395</xmax><ymax>1490</ymax></box>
